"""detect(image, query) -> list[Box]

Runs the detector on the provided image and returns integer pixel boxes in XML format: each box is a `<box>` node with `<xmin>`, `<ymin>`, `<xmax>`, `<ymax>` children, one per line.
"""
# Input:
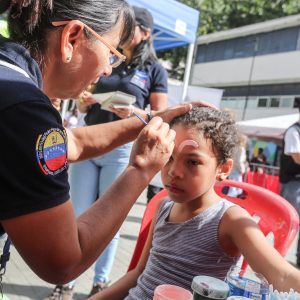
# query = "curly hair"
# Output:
<box><xmin>170</xmin><ymin>107</ymin><xmax>238</xmax><ymax>164</ymax></box>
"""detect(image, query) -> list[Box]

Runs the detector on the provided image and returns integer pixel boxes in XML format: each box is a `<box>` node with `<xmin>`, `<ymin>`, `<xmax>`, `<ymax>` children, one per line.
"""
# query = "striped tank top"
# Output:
<box><xmin>125</xmin><ymin>198</ymin><xmax>240</xmax><ymax>300</ymax></box>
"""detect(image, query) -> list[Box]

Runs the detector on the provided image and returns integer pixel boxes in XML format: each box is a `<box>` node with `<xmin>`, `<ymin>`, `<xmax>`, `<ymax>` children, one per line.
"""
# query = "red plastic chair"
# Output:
<box><xmin>127</xmin><ymin>180</ymin><xmax>299</xmax><ymax>272</ymax></box>
<box><xmin>127</xmin><ymin>189</ymin><xmax>168</xmax><ymax>272</ymax></box>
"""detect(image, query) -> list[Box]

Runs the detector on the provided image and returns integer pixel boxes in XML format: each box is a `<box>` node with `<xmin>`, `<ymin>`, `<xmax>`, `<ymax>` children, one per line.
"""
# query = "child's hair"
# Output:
<box><xmin>170</xmin><ymin>107</ymin><xmax>238</xmax><ymax>164</ymax></box>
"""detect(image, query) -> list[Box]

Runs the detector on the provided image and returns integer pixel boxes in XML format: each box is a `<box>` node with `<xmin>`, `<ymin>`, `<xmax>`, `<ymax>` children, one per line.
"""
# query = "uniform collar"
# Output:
<box><xmin>0</xmin><ymin>35</ymin><xmax>43</xmax><ymax>89</ymax></box>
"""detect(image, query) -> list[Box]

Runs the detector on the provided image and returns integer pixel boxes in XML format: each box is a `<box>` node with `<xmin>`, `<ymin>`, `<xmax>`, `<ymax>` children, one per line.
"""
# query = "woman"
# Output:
<box><xmin>54</xmin><ymin>6</ymin><xmax>168</xmax><ymax>298</ymax></box>
<box><xmin>0</xmin><ymin>0</ymin><xmax>190</xmax><ymax>287</ymax></box>
<box><xmin>228</xmin><ymin>133</ymin><xmax>248</xmax><ymax>197</ymax></box>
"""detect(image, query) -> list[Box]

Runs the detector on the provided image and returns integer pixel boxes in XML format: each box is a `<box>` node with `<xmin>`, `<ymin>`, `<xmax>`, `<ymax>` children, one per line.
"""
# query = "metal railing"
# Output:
<box><xmin>248</xmin><ymin>163</ymin><xmax>280</xmax><ymax>176</ymax></box>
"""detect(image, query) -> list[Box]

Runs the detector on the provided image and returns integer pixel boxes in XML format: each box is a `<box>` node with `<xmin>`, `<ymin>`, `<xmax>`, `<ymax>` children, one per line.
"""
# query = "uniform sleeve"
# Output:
<box><xmin>284</xmin><ymin>127</ymin><xmax>300</xmax><ymax>155</ymax></box>
<box><xmin>0</xmin><ymin>100</ymin><xmax>70</xmax><ymax>220</ymax></box>
<box><xmin>149</xmin><ymin>63</ymin><xmax>168</xmax><ymax>94</ymax></box>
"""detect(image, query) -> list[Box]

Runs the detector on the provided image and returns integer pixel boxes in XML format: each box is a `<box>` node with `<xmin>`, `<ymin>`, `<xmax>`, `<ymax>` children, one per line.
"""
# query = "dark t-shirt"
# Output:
<box><xmin>0</xmin><ymin>37</ymin><xmax>69</xmax><ymax>235</ymax></box>
<box><xmin>85</xmin><ymin>60</ymin><xmax>168</xmax><ymax>125</ymax></box>
<box><xmin>280</xmin><ymin>123</ymin><xmax>300</xmax><ymax>183</ymax></box>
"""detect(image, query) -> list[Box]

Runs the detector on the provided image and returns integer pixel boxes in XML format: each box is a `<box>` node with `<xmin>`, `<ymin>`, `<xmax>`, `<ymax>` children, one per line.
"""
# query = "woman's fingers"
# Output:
<box><xmin>110</xmin><ymin>106</ymin><xmax>133</xmax><ymax>119</ymax></box>
<box><xmin>78</xmin><ymin>91</ymin><xmax>97</xmax><ymax>105</ymax></box>
<box><xmin>155</xmin><ymin>103</ymin><xmax>192</xmax><ymax>123</ymax></box>
<box><xmin>129</xmin><ymin>117</ymin><xmax>175</xmax><ymax>180</ymax></box>
<box><xmin>190</xmin><ymin>100</ymin><xmax>218</xmax><ymax>109</ymax></box>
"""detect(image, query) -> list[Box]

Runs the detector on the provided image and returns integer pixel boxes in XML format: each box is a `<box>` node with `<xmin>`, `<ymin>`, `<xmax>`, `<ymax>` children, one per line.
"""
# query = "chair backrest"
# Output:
<box><xmin>245</xmin><ymin>171</ymin><xmax>280</xmax><ymax>194</ymax></box>
<box><xmin>128</xmin><ymin>180</ymin><xmax>299</xmax><ymax>272</ymax></box>
<box><xmin>127</xmin><ymin>189</ymin><xmax>168</xmax><ymax>272</ymax></box>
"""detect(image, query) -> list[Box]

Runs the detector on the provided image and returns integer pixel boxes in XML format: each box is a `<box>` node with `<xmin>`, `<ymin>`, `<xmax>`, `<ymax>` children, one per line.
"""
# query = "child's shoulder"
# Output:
<box><xmin>153</xmin><ymin>197</ymin><xmax>172</xmax><ymax>216</ymax></box>
<box><xmin>219</xmin><ymin>202</ymin><xmax>253</xmax><ymax>255</ymax></box>
<box><xmin>220</xmin><ymin>201</ymin><xmax>252</xmax><ymax>228</ymax></box>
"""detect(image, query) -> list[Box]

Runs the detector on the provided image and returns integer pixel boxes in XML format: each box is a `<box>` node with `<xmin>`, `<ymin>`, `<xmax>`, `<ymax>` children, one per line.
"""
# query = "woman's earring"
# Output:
<box><xmin>217</xmin><ymin>174</ymin><xmax>224</xmax><ymax>181</ymax></box>
<box><xmin>66</xmin><ymin>56</ymin><xmax>71</xmax><ymax>62</ymax></box>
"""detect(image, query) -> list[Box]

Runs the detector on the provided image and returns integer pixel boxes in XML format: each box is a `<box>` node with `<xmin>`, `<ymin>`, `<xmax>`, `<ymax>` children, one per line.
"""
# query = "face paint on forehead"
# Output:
<box><xmin>178</xmin><ymin>139</ymin><xmax>199</xmax><ymax>153</ymax></box>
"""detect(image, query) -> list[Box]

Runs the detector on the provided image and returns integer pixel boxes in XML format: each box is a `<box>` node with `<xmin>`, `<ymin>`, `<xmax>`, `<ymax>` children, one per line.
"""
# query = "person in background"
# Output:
<box><xmin>250</xmin><ymin>147</ymin><xmax>267</xmax><ymax>173</ymax></box>
<box><xmin>51</xmin><ymin>98</ymin><xmax>62</xmax><ymax>112</ymax></box>
<box><xmin>64</xmin><ymin>106</ymin><xmax>79</xmax><ymax>129</ymax></box>
<box><xmin>46</xmin><ymin>6</ymin><xmax>168</xmax><ymax>299</ymax></box>
<box><xmin>90</xmin><ymin>107</ymin><xmax>300</xmax><ymax>300</ymax></box>
<box><xmin>228</xmin><ymin>133</ymin><xmax>248</xmax><ymax>197</ymax></box>
<box><xmin>0</xmin><ymin>1</ymin><xmax>191</xmax><ymax>298</ymax></box>
<box><xmin>280</xmin><ymin>107</ymin><xmax>300</xmax><ymax>268</ymax></box>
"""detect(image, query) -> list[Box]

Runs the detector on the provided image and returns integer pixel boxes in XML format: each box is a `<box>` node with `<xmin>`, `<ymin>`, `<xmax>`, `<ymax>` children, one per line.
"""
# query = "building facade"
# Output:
<box><xmin>191</xmin><ymin>14</ymin><xmax>300</xmax><ymax>120</ymax></box>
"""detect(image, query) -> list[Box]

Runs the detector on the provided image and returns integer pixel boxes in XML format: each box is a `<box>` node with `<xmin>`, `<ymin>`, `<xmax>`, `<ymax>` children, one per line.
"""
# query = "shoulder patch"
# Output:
<box><xmin>36</xmin><ymin>128</ymin><xmax>68</xmax><ymax>175</ymax></box>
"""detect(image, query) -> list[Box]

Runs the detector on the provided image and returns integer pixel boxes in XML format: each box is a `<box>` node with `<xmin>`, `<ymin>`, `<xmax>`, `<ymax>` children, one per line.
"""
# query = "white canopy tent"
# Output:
<box><xmin>237</xmin><ymin>113</ymin><xmax>299</xmax><ymax>141</ymax></box>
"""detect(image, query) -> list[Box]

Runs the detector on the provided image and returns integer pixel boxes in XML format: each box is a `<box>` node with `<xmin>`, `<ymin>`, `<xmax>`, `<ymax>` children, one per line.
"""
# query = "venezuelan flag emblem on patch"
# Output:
<box><xmin>36</xmin><ymin>128</ymin><xmax>68</xmax><ymax>175</ymax></box>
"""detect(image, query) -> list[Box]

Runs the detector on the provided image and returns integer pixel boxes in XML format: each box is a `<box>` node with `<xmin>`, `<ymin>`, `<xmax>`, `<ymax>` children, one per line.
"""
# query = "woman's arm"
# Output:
<box><xmin>221</xmin><ymin>206</ymin><xmax>300</xmax><ymax>292</ymax></box>
<box><xmin>2</xmin><ymin>119</ymin><xmax>173</xmax><ymax>284</ymax></box>
<box><xmin>67</xmin><ymin>103</ymin><xmax>191</xmax><ymax>162</ymax></box>
<box><xmin>149</xmin><ymin>92</ymin><xmax>168</xmax><ymax>110</ymax></box>
<box><xmin>88</xmin><ymin>199</ymin><xmax>163</xmax><ymax>300</ymax></box>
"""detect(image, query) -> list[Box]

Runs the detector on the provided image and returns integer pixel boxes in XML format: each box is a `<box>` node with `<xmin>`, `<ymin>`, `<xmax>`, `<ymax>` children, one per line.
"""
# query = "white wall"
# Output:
<box><xmin>168</xmin><ymin>84</ymin><xmax>223</xmax><ymax>107</ymax></box>
<box><xmin>191</xmin><ymin>50</ymin><xmax>300</xmax><ymax>87</ymax></box>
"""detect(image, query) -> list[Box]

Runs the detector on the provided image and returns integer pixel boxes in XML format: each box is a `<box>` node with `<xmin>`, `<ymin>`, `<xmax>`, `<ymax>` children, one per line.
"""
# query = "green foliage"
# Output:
<box><xmin>159</xmin><ymin>0</ymin><xmax>300</xmax><ymax>80</ymax></box>
<box><xmin>0</xmin><ymin>19</ymin><xmax>8</xmax><ymax>38</ymax></box>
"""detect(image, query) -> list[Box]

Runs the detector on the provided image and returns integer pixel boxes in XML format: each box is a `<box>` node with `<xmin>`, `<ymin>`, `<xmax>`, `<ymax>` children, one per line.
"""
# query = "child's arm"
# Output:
<box><xmin>221</xmin><ymin>206</ymin><xmax>300</xmax><ymax>292</ymax></box>
<box><xmin>88</xmin><ymin>199</ymin><xmax>164</xmax><ymax>300</ymax></box>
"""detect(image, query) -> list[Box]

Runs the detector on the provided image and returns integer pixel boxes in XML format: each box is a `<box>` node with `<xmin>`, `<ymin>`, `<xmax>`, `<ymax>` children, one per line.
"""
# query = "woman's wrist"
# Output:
<box><xmin>125</xmin><ymin>165</ymin><xmax>154</xmax><ymax>186</ymax></box>
<box><xmin>130</xmin><ymin>108</ymin><xmax>152</xmax><ymax>125</ymax></box>
<box><xmin>146</xmin><ymin>111</ymin><xmax>153</xmax><ymax>123</ymax></box>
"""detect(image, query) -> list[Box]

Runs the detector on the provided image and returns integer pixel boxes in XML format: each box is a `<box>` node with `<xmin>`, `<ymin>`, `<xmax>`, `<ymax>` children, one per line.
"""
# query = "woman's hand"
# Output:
<box><xmin>77</xmin><ymin>91</ymin><xmax>97</xmax><ymax>113</ymax></box>
<box><xmin>190</xmin><ymin>100</ymin><xmax>218</xmax><ymax>109</ymax></box>
<box><xmin>154</xmin><ymin>103</ymin><xmax>192</xmax><ymax>123</ymax></box>
<box><xmin>110</xmin><ymin>105</ymin><xmax>134</xmax><ymax>119</ymax></box>
<box><xmin>79</xmin><ymin>91</ymin><xmax>97</xmax><ymax>105</ymax></box>
<box><xmin>129</xmin><ymin>117</ymin><xmax>175</xmax><ymax>181</ymax></box>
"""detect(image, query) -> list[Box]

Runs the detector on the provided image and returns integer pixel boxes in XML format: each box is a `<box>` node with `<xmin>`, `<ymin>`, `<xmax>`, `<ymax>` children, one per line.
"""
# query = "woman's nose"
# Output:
<box><xmin>103</xmin><ymin>64</ymin><xmax>113</xmax><ymax>77</ymax></box>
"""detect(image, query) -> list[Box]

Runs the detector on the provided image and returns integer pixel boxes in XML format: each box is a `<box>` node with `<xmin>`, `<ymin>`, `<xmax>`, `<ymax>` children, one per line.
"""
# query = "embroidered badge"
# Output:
<box><xmin>36</xmin><ymin>128</ymin><xmax>68</xmax><ymax>175</ymax></box>
<box><xmin>130</xmin><ymin>70</ymin><xmax>148</xmax><ymax>89</ymax></box>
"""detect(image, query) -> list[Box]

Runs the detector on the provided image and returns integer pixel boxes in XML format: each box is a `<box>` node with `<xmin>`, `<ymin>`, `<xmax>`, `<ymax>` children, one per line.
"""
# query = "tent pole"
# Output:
<box><xmin>181</xmin><ymin>42</ymin><xmax>195</xmax><ymax>102</ymax></box>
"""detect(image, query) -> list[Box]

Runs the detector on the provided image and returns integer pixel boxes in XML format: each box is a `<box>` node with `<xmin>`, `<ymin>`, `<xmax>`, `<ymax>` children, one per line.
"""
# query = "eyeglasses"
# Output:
<box><xmin>52</xmin><ymin>20</ymin><xmax>126</xmax><ymax>68</ymax></box>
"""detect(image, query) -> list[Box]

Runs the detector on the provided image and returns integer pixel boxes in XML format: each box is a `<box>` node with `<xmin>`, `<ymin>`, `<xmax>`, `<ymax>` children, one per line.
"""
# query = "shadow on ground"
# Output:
<box><xmin>3</xmin><ymin>283</ymin><xmax>88</xmax><ymax>300</ymax></box>
<box><xmin>120</xmin><ymin>234</ymin><xmax>137</xmax><ymax>241</ymax></box>
<box><xmin>125</xmin><ymin>215</ymin><xmax>142</xmax><ymax>224</ymax></box>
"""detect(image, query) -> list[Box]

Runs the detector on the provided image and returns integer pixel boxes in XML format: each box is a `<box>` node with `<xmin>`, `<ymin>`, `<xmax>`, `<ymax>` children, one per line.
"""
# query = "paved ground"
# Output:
<box><xmin>1</xmin><ymin>190</ymin><xmax>299</xmax><ymax>300</ymax></box>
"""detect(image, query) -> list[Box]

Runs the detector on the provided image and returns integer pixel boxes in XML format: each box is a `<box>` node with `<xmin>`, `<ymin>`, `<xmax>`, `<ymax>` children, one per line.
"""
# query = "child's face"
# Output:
<box><xmin>161</xmin><ymin>124</ymin><xmax>223</xmax><ymax>203</ymax></box>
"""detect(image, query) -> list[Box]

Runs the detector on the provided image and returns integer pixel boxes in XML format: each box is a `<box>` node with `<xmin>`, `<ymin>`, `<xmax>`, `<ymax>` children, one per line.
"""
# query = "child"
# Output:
<box><xmin>90</xmin><ymin>107</ymin><xmax>300</xmax><ymax>300</ymax></box>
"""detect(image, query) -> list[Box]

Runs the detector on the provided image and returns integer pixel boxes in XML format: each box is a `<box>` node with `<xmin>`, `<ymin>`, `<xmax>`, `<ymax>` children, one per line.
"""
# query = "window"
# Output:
<box><xmin>195</xmin><ymin>26</ymin><xmax>300</xmax><ymax>64</ymax></box>
<box><xmin>294</xmin><ymin>97</ymin><xmax>300</xmax><ymax>108</ymax></box>
<box><xmin>270</xmin><ymin>97</ymin><xmax>280</xmax><ymax>107</ymax></box>
<box><xmin>245</xmin><ymin>97</ymin><xmax>257</xmax><ymax>109</ymax></box>
<box><xmin>257</xmin><ymin>27</ymin><xmax>299</xmax><ymax>55</ymax></box>
<box><xmin>258</xmin><ymin>98</ymin><xmax>268</xmax><ymax>107</ymax></box>
<box><xmin>280</xmin><ymin>97</ymin><xmax>294</xmax><ymax>108</ymax></box>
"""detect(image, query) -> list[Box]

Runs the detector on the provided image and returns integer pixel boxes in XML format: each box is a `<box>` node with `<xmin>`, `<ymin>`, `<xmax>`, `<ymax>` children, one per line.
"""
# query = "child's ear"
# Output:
<box><xmin>216</xmin><ymin>159</ymin><xmax>233</xmax><ymax>181</ymax></box>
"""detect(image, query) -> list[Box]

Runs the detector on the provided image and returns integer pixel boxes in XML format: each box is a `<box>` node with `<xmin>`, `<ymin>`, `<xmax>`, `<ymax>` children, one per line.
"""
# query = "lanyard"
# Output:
<box><xmin>0</xmin><ymin>237</ymin><xmax>11</xmax><ymax>274</ymax></box>
<box><xmin>0</xmin><ymin>237</ymin><xmax>11</xmax><ymax>299</ymax></box>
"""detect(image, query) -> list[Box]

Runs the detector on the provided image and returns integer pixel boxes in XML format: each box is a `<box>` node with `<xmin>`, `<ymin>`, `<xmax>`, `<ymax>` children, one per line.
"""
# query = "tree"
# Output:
<box><xmin>158</xmin><ymin>0</ymin><xmax>300</xmax><ymax>80</ymax></box>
